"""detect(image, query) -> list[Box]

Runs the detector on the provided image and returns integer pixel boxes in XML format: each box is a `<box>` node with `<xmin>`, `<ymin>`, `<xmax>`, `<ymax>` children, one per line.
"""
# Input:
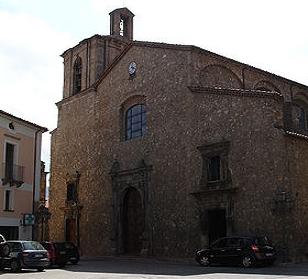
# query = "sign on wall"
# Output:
<box><xmin>22</xmin><ymin>214</ymin><xmax>35</xmax><ymax>226</ymax></box>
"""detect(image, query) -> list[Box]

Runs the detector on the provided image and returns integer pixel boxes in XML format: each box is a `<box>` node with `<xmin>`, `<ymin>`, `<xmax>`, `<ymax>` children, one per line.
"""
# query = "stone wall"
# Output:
<box><xmin>49</xmin><ymin>41</ymin><xmax>308</xmax><ymax>261</ymax></box>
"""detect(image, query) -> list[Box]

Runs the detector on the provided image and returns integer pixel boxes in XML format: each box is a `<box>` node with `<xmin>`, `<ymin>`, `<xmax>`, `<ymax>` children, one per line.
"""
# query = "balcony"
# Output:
<box><xmin>1</xmin><ymin>163</ymin><xmax>24</xmax><ymax>187</ymax></box>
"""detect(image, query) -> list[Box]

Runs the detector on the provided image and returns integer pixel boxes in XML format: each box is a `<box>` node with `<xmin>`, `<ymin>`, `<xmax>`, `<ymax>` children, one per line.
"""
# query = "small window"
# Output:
<box><xmin>67</xmin><ymin>183</ymin><xmax>77</xmax><ymax>202</ymax></box>
<box><xmin>73</xmin><ymin>57</ymin><xmax>82</xmax><ymax>95</ymax></box>
<box><xmin>125</xmin><ymin>104</ymin><xmax>146</xmax><ymax>140</ymax></box>
<box><xmin>4</xmin><ymin>190</ymin><xmax>13</xmax><ymax>211</ymax></box>
<box><xmin>197</xmin><ymin>141</ymin><xmax>230</xmax><ymax>188</ymax></box>
<box><xmin>5</xmin><ymin>143</ymin><xmax>15</xmax><ymax>180</ymax></box>
<box><xmin>299</xmin><ymin>107</ymin><xmax>308</xmax><ymax>131</ymax></box>
<box><xmin>208</xmin><ymin>156</ymin><xmax>221</xmax><ymax>182</ymax></box>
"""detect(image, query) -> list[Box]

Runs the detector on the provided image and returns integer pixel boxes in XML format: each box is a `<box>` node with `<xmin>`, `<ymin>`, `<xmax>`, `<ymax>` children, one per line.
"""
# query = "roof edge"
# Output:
<box><xmin>0</xmin><ymin>110</ymin><xmax>48</xmax><ymax>132</ymax></box>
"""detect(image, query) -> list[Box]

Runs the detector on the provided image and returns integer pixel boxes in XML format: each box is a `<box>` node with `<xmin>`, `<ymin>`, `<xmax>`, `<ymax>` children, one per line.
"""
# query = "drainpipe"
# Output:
<box><xmin>31</xmin><ymin>130</ymin><xmax>40</xmax><ymax>240</ymax></box>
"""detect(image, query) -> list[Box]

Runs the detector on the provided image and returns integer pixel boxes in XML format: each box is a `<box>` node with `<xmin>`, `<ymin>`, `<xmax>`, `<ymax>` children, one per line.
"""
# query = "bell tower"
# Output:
<box><xmin>110</xmin><ymin>8</ymin><xmax>134</xmax><ymax>40</ymax></box>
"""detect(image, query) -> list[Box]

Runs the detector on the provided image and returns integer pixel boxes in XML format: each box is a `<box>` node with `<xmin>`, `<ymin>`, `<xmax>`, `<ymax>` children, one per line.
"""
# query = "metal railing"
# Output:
<box><xmin>1</xmin><ymin>163</ymin><xmax>24</xmax><ymax>186</ymax></box>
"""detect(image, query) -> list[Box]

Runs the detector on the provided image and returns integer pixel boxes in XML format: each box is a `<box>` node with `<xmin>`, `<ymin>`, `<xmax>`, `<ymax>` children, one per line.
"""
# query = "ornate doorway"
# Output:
<box><xmin>110</xmin><ymin>159</ymin><xmax>152</xmax><ymax>255</ymax></box>
<box><xmin>122</xmin><ymin>188</ymin><xmax>144</xmax><ymax>254</ymax></box>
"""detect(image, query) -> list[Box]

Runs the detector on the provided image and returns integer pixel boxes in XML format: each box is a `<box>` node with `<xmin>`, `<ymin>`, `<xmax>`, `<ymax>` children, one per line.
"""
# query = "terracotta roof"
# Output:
<box><xmin>0</xmin><ymin>110</ymin><xmax>48</xmax><ymax>132</ymax></box>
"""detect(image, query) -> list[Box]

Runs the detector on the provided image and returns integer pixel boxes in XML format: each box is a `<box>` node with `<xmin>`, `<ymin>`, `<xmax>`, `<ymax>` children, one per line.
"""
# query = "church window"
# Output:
<box><xmin>4</xmin><ymin>189</ymin><xmax>13</xmax><ymax>211</ymax></box>
<box><xmin>197</xmin><ymin>141</ymin><xmax>230</xmax><ymax>188</ymax></box>
<box><xmin>73</xmin><ymin>57</ymin><xmax>82</xmax><ymax>95</ymax></box>
<box><xmin>208</xmin><ymin>156</ymin><xmax>221</xmax><ymax>182</ymax></box>
<box><xmin>67</xmin><ymin>183</ymin><xmax>77</xmax><ymax>202</ymax></box>
<box><xmin>298</xmin><ymin>107</ymin><xmax>308</xmax><ymax>131</ymax></box>
<box><xmin>125</xmin><ymin>104</ymin><xmax>146</xmax><ymax>140</ymax></box>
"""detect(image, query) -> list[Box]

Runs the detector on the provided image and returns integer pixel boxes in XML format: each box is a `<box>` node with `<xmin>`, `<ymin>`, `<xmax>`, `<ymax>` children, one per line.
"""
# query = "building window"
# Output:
<box><xmin>298</xmin><ymin>107</ymin><xmax>308</xmax><ymax>131</ymax></box>
<box><xmin>4</xmin><ymin>190</ymin><xmax>13</xmax><ymax>211</ymax></box>
<box><xmin>67</xmin><ymin>183</ymin><xmax>77</xmax><ymax>202</ymax></box>
<box><xmin>5</xmin><ymin>143</ymin><xmax>15</xmax><ymax>180</ymax></box>
<box><xmin>73</xmin><ymin>57</ymin><xmax>82</xmax><ymax>95</ymax></box>
<box><xmin>197</xmin><ymin>141</ymin><xmax>231</xmax><ymax>188</ymax></box>
<box><xmin>208</xmin><ymin>156</ymin><xmax>221</xmax><ymax>182</ymax></box>
<box><xmin>125</xmin><ymin>104</ymin><xmax>146</xmax><ymax>140</ymax></box>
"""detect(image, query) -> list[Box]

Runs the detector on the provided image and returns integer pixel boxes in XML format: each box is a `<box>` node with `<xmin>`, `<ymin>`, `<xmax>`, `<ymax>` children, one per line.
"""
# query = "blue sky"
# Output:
<box><xmin>1</xmin><ymin>0</ymin><xmax>308</xmax><ymax>172</ymax></box>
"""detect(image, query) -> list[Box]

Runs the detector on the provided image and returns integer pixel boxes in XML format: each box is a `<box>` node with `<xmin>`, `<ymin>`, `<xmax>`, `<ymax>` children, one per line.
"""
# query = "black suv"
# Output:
<box><xmin>195</xmin><ymin>236</ymin><xmax>276</xmax><ymax>267</ymax></box>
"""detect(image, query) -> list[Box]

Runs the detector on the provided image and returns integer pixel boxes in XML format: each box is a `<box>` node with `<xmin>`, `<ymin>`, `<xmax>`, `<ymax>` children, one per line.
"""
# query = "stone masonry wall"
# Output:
<box><xmin>50</xmin><ymin>41</ymin><xmax>308</xmax><ymax>260</ymax></box>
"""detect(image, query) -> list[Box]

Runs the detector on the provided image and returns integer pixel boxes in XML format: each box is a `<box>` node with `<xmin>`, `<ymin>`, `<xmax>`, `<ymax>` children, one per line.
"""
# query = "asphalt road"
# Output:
<box><xmin>0</xmin><ymin>257</ymin><xmax>308</xmax><ymax>279</ymax></box>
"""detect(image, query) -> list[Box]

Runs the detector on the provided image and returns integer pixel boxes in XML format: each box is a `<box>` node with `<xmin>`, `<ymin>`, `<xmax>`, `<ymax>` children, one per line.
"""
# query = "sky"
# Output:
<box><xmin>1</xmin><ymin>0</ymin><xmax>308</xmax><ymax>173</ymax></box>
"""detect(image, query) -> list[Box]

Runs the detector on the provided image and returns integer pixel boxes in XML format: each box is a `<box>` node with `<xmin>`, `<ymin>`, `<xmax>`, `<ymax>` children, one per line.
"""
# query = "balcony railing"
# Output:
<box><xmin>1</xmin><ymin>163</ymin><xmax>24</xmax><ymax>187</ymax></box>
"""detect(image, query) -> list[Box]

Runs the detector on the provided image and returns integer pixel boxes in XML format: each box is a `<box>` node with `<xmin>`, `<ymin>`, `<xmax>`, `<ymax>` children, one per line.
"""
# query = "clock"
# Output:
<box><xmin>128</xmin><ymin>61</ymin><xmax>137</xmax><ymax>75</ymax></box>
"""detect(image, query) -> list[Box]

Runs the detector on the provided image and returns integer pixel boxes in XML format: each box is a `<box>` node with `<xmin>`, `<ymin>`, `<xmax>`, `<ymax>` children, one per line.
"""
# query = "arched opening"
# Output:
<box><xmin>122</xmin><ymin>187</ymin><xmax>144</xmax><ymax>254</ymax></box>
<box><xmin>73</xmin><ymin>57</ymin><xmax>82</xmax><ymax>95</ymax></box>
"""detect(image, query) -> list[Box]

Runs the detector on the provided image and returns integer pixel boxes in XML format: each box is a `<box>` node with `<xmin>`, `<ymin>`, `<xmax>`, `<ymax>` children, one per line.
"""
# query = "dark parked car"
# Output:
<box><xmin>0</xmin><ymin>234</ymin><xmax>10</xmax><ymax>257</ymax></box>
<box><xmin>2</xmin><ymin>241</ymin><xmax>49</xmax><ymax>272</ymax></box>
<box><xmin>63</xmin><ymin>242</ymin><xmax>80</xmax><ymax>264</ymax></box>
<box><xmin>195</xmin><ymin>236</ymin><xmax>276</xmax><ymax>267</ymax></box>
<box><xmin>41</xmin><ymin>242</ymin><xmax>69</xmax><ymax>267</ymax></box>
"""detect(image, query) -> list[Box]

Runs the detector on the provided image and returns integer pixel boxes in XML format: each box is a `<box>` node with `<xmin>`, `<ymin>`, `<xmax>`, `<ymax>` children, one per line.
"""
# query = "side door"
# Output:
<box><xmin>224</xmin><ymin>237</ymin><xmax>242</xmax><ymax>264</ymax></box>
<box><xmin>209</xmin><ymin>238</ymin><xmax>228</xmax><ymax>264</ymax></box>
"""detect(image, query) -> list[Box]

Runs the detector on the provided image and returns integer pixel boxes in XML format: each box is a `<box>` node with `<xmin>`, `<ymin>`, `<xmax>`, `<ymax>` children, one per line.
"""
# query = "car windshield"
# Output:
<box><xmin>23</xmin><ymin>241</ymin><xmax>45</xmax><ymax>250</ymax></box>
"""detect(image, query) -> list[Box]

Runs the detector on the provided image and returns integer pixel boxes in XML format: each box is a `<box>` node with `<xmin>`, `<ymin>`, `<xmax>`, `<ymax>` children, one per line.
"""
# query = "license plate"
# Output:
<box><xmin>35</xmin><ymin>254</ymin><xmax>43</xmax><ymax>258</ymax></box>
<box><xmin>265</xmin><ymin>253</ymin><xmax>273</xmax><ymax>257</ymax></box>
<box><xmin>60</xmin><ymin>251</ymin><xmax>66</xmax><ymax>255</ymax></box>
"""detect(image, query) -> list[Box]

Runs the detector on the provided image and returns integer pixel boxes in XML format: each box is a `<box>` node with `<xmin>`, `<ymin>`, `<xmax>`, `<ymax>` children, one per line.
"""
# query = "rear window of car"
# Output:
<box><xmin>254</xmin><ymin>237</ymin><xmax>271</xmax><ymax>246</ymax></box>
<box><xmin>54</xmin><ymin>242</ymin><xmax>66</xmax><ymax>250</ymax></box>
<box><xmin>23</xmin><ymin>241</ymin><xmax>45</xmax><ymax>250</ymax></box>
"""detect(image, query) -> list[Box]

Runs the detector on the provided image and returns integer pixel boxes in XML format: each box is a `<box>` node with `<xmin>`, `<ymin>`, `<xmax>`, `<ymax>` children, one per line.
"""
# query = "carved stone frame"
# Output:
<box><xmin>110</xmin><ymin>160</ymin><xmax>152</xmax><ymax>255</ymax></box>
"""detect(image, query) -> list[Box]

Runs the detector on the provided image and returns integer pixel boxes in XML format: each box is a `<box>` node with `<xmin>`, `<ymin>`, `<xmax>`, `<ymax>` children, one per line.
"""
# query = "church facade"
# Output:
<box><xmin>49</xmin><ymin>8</ymin><xmax>308</xmax><ymax>262</ymax></box>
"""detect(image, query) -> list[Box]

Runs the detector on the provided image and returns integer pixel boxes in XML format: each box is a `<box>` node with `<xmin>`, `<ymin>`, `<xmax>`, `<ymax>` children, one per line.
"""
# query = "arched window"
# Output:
<box><xmin>73</xmin><ymin>57</ymin><xmax>82</xmax><ymax>95</ymax></box>
<box><xmin>125</xmin><ymin>104</ymin><xmax>146</xmax><ymax>140</ymax></box>
<box><xmin>298</xmin><ymin>107</ymin><xmax>308</xmax><ymax>131</ymax></box>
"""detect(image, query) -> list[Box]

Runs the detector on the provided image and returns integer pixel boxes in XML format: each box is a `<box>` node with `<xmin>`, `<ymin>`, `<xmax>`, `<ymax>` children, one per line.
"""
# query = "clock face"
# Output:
<box><xmin>128</xmin><ymin>62</ymin><xmax>137</xmax><ymax>75</ymax></box>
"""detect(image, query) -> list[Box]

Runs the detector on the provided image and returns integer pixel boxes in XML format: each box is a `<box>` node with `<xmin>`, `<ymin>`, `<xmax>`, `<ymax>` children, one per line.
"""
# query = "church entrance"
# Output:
<box><xmin>122</xmin><ymin>187</ymin><xmax>144</xmax><ymax>254</ymax></box>
<box><xmin>208</xmin><ymin>209</ymin><xmax>226</xmax><ymax>244</ymax></box>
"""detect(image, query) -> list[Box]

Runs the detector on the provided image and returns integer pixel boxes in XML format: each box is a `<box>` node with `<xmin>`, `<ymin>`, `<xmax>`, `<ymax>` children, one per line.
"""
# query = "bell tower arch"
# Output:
<box><xmin>110</xmin><ymin>8</ymin><xmax>134</xmax><ymax>40</ymax></box>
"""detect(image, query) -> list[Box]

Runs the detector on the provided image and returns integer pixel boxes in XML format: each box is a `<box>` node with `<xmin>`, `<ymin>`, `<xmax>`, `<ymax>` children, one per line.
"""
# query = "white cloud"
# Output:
<box><xmin>1</xmin><ymin>0</ymin><xmax>308</xmax><ymax>174</ymax></box>
<box><xmin>0</xmin><ymin>10</ymin><xmax>75</xmax><ymax>169</ymax></box>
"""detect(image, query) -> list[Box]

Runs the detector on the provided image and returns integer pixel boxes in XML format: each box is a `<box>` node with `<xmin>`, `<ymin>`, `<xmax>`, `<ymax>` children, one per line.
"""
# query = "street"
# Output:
<box><xmin>0</xmin><ymin>257</ymin><xmax>308</xmax><ymax>279</ymax></box>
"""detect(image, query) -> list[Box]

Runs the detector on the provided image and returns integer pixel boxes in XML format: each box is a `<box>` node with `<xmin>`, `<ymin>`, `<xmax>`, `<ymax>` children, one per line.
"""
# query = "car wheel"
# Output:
<box><xmin>37</xmin><ymin>267</ymin><xmax>44</xmax><ymax>272</ymax></box>
<box><xmin>10</xmin><ymin>259</ymin><xmax>21</xmax><ymax>273</ymax></box>
<box><xmin>242</xmin><ymin>255</ymin><xmax>254</xmax><ymax>268</ymax></box>
<box><xmin>198</xmin><ymin>255</ymin><xmax>210</xmax><ymax>266</ymax></box>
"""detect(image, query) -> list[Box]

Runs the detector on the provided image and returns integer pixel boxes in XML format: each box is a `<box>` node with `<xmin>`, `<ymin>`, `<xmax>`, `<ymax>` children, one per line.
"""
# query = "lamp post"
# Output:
<box><xmin>36</xmin><ymin>203</ymin><xmax>51</xmax><ymax>241</ymax></box>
